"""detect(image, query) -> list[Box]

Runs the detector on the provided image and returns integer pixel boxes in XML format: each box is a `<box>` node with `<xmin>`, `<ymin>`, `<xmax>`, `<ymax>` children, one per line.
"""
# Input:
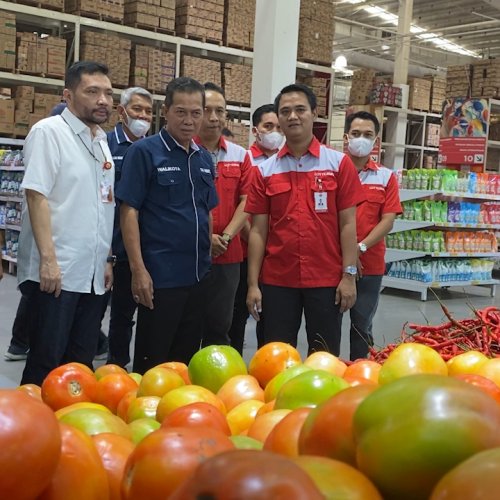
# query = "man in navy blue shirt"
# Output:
<box><xmin>106</xmin><ymin>86</ymin><xmax>153</xmax><ymax>368</ymax></box>
<box><xmin>116</xmin><ymin>77</ymin><xmax>218</xmax><ymax>372</ymax></box>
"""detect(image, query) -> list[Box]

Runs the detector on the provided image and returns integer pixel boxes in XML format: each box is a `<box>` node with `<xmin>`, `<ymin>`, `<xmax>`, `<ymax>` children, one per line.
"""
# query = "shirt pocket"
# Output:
<box><xmin>198</xmin><ymin>173</ymin><xmax>218</xmax><ymax>210</ymax></box>
<box><xmin>266</xmin><ymin>180</ymin><xmax>292</xmax><ymax>217</ymax></box>
<box><xmin>219</xmin><ymin>165</ymin><xmax>241</xmax><ymax>192</ymax></box>
<box><xmin>157</xmin><ymin>172</ymin><xmax>185</xmax><ymax>206</ymax></box>
<box><xmin>363</xmin><ymin>187</ymin><xmax>386</xmax><ymax>221</ymax></box>
<box><xmin>310</xmin><ymin>176</ymin><xmax>337</xmax><ymax>212</ymax></box>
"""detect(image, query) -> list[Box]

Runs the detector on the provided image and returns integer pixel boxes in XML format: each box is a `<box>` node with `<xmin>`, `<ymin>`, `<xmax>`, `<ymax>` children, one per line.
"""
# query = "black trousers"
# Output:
<box><xmin>107</xmin><ymin>261</ymin><xmax>137</xmax><ymax>367</ymax></box>
<box><xmin>20</xmin><ymin>280</ymin><xmax>104</xmax><ymax>385</ymax></box>
<box><xmin>9</xmin><ymin>290</ymin><xmax>35</xmax><ymax>351</ymax></box>
<box><xmin>261</xmin><ymin>284</ymin><xmax>343</xmax><ymax>356</ymax></box>
<box><xmin>227</xmin><ymin>259</ymin><xmax>249</xmax><ymax>354</ymax></box>
<box><xmin>133</xmin><ymin>273</ymin><xmax>211</xmax><ymax>373</ymax></box>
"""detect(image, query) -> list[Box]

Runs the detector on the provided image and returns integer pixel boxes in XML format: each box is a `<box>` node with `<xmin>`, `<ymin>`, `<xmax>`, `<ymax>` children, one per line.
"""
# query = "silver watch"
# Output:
<box><xmin>343</xmin><ymin>265</ymin><xmax>357</xmax><ymax>276</ymax></box>
<box><xmin>358</xmin><ymin>242</ymin><xmax>367</xmax><ymax>253</ymax></box>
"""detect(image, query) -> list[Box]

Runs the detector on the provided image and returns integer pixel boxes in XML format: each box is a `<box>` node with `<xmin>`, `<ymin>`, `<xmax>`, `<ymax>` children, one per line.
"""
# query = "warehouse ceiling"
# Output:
<box><xmin>333</xmin><ymin>0</ymin><xmax>500</xmax><ymax>72</ymax></box>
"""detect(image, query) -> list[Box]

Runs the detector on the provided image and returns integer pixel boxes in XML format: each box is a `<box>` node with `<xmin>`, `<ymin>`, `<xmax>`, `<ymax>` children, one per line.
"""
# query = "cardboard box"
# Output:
<box><xmin>0</xmin><ymin>99</ymin><xmax>14</xmax><ymax>123</ymax></box>
<box><xmin>0</xmin><ymin>121</ymin><xmax>13</xmax><ymax>134</ymax></box>
<box><xmin>14</xmin><ymin>109</ymin><xmax>30</xmax><ymax>124</ymax></box>
<box><xmin>14</xmin><ymin>98</ymin><xmax>33</xmax><ymax>114</ymax></box>
<box><xmin>14</xmin><ymin>86</ymin><xmax>35</xmax><ymax>99</ymax></box>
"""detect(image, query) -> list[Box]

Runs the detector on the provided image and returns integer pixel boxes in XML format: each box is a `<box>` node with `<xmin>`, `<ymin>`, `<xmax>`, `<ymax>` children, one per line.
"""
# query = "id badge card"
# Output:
<box><xmin>100</xmin><ymin>179</ymin><xmax>113</xmax><ymax>203</ymax></box>
<box><xmin>314</xmin><ymin>191</ymin><xmax>328</xmax><ymax>212</ymax></box>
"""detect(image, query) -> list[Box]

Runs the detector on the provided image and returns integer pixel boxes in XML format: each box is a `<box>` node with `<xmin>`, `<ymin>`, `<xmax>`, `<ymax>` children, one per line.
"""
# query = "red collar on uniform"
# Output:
<box><xmin>193</xmin><ymin>135</ymin><xmax>228</xmax><ymax>151</ymax></box>
<box><xmin>362</xmin><ymin>159</ymin><xmax>380</xmax><ymax>172</ymax></box>
<box><xmin>250</xmin><ymin>141</ymin><xmax>266</xmax><ymax>159</ymax></box>
<box><xmin>277</xmin><ymin>136</ymin><xmax>321</xmax><ymax>159</ymax></box>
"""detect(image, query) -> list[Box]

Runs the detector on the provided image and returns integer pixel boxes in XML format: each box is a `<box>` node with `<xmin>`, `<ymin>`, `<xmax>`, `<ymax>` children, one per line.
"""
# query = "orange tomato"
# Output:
<box><xmin>246</xmin><ymin>409</ymin><xmax>291</xmax><ymax>443</ymax></box>
<box><xmin>304</xmin><ymin>351</ymin><xmax>347</xmax><ymax>377</ymax></box>
<box><xmin>155</xmin><ymin>384</ymin><xmax>226</xmax><ymax>423</ymax></box>
<box><xmin>343</xmin><ymin>359</ymin><xmax>381</xmax><ymax>384</ymax></box>
<box><xmin>94</xmin><ymin>363</ymin><xmax>127</xmax><ymax>380</ymax></box>
<box><xmin>94</xmin><ymin>373</ymin><xmax>139</xmax><ymax>414</ymax></box>
<box><xmin>16</xmin><ymin>383</ymin><xmax>42</xmax><ymax>400</ymax></box>
<box><xmin>92</xmin><ymin>433</ymin><xmax>135</xmax><ymax>500</ymax></box>
<box><xmin>38</xmin><ymin>423</ymin><xmax>109</xmax><ymax>500</ymax></box>
<box><xmin>55</xmin><ymin>401</ymin><xmax>112</xmax><ymax>419</ymax></box>
<box><xmin>217</xmin><ymin>374</ymin><xmax>264</xmax><ymax>411</ymax></box>
<box><xmin>42</xmin><ymin>364</ymin><xmax>98</xmax><ymax>411</ymax></box>
<box><xmin>122</xmin><ymin>427</ymin><xmax>234</xmax><ymax>499</ymax></box>
<box><xmin>256</xmin><ymin>399</ymin><xmax>275</xmax><ymax>416</ymax></box>
<box><xmin>157</xmin><ymin>361</ymin><xmax>191</xmax><ymax>384</ymax></box>
<box><xmin>453</xmin><ymin>373</ymin><xmax>500</xmax><ymax>405</ymax></box>
<box><xmin>137</xmin><ymin>366</ymin><xmax>185</xmax><ymax>398</ymax></box>
<box><xmin>226</xmin><ymin>399</ymin><xmax>265</xmax><ymax>435</ymax></box>
<box><xmin>343</xmin><ymin>374</ymin><xmax>379</xmax><ymax>387</ymax></box>
<box><xmin>116</xmin><ymin>390</ymin><xmax>138</xmax><ymax>421</ymax></box>
<box><xmin>126</xmin><ymin>396</ymin><xmax>161</xmax><ymax>423</ymax></box>
<box><xmin>249</xmin><ymin>342</ymin><xmax>302</xmax><ymax>388</ymax></box>
<box><xmin>446</xmin><ymin>351</ymin><xmax>489</xmax><ymax>376</ymax></box>
<box><xmin>476</xmin><ymin>358</ymin><xmax>500</xmax><ymax>387</ymax></box>
<box><xmin>61</xmin><ymin>362</ymin><xmax>94</xmax><ymax>375</ymax></box>
<box><xmin>263</xmin><ymin>407</ymin><xmax>311</xmax><ymax>457</ymax></box>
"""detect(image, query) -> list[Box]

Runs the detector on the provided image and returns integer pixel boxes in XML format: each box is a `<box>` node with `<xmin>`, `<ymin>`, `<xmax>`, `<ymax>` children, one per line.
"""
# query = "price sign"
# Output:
<box><xmin>438</xmin><ymin>137</ymin><xmax>486</xmax><ymax>165</ymax></box>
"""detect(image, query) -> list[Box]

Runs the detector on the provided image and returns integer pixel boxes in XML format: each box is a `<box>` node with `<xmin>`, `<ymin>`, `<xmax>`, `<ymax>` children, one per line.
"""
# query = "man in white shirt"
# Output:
<box><xmin>18</xmin><ymin>61</ymin><xmax>115</xmax><ymax>385</ymax></box>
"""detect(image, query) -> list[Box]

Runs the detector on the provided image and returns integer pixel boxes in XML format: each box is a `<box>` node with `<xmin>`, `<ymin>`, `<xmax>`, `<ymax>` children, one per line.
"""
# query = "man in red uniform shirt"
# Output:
<box><xmin>246</xmin><ymin>83</ymin><xmax>365</xmax><ymax>355</ymax></box>
<box><xmin>196</xmin><ymin>82</ymin><xmax>250</xmax><ymax>346</ymax></box>
<box><xmin>344</xmin><ymin>110</ymin><xmax>402</xmax><ymax>360</ymax></box>
<box><xmin>228</xmin><ymin>104</ymin><xmax>283</xmax><ymax>353</ymax></box>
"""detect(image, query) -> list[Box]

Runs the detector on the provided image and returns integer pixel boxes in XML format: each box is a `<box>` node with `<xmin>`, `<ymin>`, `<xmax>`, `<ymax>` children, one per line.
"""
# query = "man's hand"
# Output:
<box><xmin>131</xmin><ymin>267</ymin><xmax>154</xmax><ymax>310</ymax></box>
<box><xmin>211</xmin><ymin>234</ymin><xmax>228</xmax><ymax>258</ymax></box>
<box><xmin>39</xmin><ymin>257</ymin><xmax>62</xmax><ymax>297</ymax></box>
<box><xmin>335</xmin><ymin>275</ymin><xmax>357</xmax><ymax>313</ymax></box>
<box><xmin>246</xmin><ymin>285</ymin><xmax>262</xmax><ymax>321</ymax></box>
<box><xmin>104</xmin><ymin>262</ymin><xmax>114</xmax><ymax>291</ymax></box>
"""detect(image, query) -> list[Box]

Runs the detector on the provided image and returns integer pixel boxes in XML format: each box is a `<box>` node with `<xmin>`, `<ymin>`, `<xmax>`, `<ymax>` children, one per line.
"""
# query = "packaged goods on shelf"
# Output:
<box><xmin>472</xmin><ymin>59</ymin><xmax>500</xmax><ymax>98</ymax></box>
<box><xmin>16</xmin><ymin>33</ymin><xmax>67</xmax><ymax>78</ymax></box>
<box><xmin>386</xmin><ymin>229</ymin><xmax>498</xmax><ymax>254</ymax></box>
<box><xmin>427</xmin><ymin>74</ymin><xmax>446</xmax><ymax>113</ymax></box>
<box><xmin>370</xmin><ymin>83</ymin><xmax>402</xmax><ymax>107</ymax></box>
<box><xmin>175</xmin><ymin>0</ymin><xmax>225</xmax><ymax>43</ymax></box>
<box><xmin>297</xmin><ymin>75</ymin><xmax>330</xmax><ymax>117</ymax></box>
<box><xmin>226</xmin><ymin>120</ymin><xmax>249</xmax><ymax>149</ymax></box>
<box><xmin>222</xmin><ymin>63</ymin><xmax>251</xmax><ymax>105</ymax></box>
<box><xmin>180</xmin><ymin>55</ymin><xmax>221</xmax><ymax>87</ymax></box>
<box><xmin>2</xmin><ymin>230</ymin><xmax>19</xmax><ymax>259</ymax></box>
<box><xmin>130</xmin><ymin>45</ymin><xmax>176</xmax><ymax>93</ymax></box>
<box><xmin>425</xmin><ymin>123</ymin><xmax>440</xmax><ymax>147</ymax></box>
<box><xmin>387</xmin><ymin>258</ymin><xmax>495</xmax><ymax>283</ymax></box>
<box><xmin>349</xmin><ymin>69</ymin><xmax>377</xmax><ymax>105</ymax></box>
<box><xmin>0</xmin><ymin>172</ymin><xmax>24</xmax><ymax>197</ymax></box>
<box><xmin>297</xmin><ymin>0</ymin><xmax>335</xmax><ymax>64</ymax></box>
<box><xmin>446</xmin><ymin>64</ymin><xmax>472</xmax><ymax>98</ymax></box>
<box><xmin>64</xmin><ymin>0</ymin><xmax>124</xmax><ymax>23</ymax></box>
<box><xmin>223</xmin><ymin>0</ymin><xmax>255</xmax><ymax>49</ymax></box>
<box><xmin>80</xmin><ymin>32</ymin><xmax>131</xmax><ymax>88</ymax></box>
<box><xmin>408</xmin><ymin>78</ymin><xmax>431</xmax><ymax>111</ymax></box>
<box><xmin>124</xmin><ymin>0</ymin><xmax>176</xmax><ymax>32</ymax></box>
<box><xmin>0</xmin><ymin>148</ymin><xmax>24</xmax><ymax>167</ymax></box>
<box><xmin>0</xmin><ymin>99</ymin><xmax>14</xmax><ymax>135</ymax></box>
<box><xmin>0</xmin><ymin>10</ymin><xmax>16</xmax><ymax>71</ymax></box>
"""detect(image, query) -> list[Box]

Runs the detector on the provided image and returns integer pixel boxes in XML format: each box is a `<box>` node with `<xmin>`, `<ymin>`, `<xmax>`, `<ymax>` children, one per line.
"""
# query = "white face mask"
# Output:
<box><xmin>258</xmin><ymin>130</ymin><xmax>284</xmax><ymax>151</ymax></box>
<box><xmin>124</xmin><ymin>110</ymin><xmax>151</xmax><ymax>138</ymax></box>
<box><xmin>348</xmin><ymin>136</ymin><xmax>375</xmax><ymax>157</ymax></box>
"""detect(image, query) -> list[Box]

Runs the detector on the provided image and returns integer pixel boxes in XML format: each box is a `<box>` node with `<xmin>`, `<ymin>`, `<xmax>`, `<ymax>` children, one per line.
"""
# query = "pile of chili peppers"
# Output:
<box><xmin>369</xmin><ymin>305</ymin><xmax>500</xmax><ymax>362</ymax></box>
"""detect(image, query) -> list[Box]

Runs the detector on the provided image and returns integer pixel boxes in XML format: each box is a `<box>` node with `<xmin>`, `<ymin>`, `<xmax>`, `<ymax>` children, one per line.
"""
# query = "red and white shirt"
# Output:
<box><xmin>195</xmin><ymin>136</ymin><xmax>249</xmax><ymax>264</ymax></box>
<box><xmin>245</xmin><ymin>137</ymin><xmax>365</xmax><ymax>288</ymax></box>
<box><xmin>357</xmin><ymin>159</ymin><xmax>402</xmax><ymax>275</ymax></box>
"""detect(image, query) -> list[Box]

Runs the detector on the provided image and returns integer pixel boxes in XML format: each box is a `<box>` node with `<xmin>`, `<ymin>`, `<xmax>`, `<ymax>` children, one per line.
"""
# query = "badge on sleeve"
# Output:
<box><xmin>314</xmin><ymin>191</ymin><xmax>328</xmax><ymax>212</ymax></box>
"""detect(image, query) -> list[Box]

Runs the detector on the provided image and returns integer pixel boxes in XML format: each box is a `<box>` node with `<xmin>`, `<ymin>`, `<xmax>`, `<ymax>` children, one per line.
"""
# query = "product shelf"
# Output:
<box><xmin>386</xmin><ymin>249</ymin><xmax>500</xmax><ymax>260</ymax></box>
<box><xmin>0</xmin><ymin>195</ymin><xmax>23</xmax><ymax>203</ymax></box>
<box><xmin>391</xmin><ymin>220</ymin><xmax>500</xmax><ymax>233</ymax></box>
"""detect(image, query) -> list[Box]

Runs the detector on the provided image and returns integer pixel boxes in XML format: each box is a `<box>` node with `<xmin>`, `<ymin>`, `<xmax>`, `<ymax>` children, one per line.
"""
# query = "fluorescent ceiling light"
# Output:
<box><xmin>334</xmin><ymin>54</ymin><xmax>348</xmax><ymax>68</ymax></box>
<box><xmin>381</xmin><ymin>44</ymin><xmax>390</xmax><ymax>51</ymax></box>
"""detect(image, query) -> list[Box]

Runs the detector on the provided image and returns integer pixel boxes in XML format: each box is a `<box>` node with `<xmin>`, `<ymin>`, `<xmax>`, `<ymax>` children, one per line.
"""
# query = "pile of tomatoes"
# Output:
<box><xmin>2</xmin><ymin>342</ymin><xmax>500</xmax><ymax>499</ymax></box>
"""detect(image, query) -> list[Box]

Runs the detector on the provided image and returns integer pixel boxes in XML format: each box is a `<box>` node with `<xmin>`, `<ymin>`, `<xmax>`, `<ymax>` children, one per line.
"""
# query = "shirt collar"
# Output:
<box><xmin>250</xmin><ymin>141</ymin><xmax>266</xmax><ymax>158</ymax></box>
<box><xmin>193</xmin><ymin>135</ymin><xmax>228</xmax><ymax>152</ymax></box>
<box><xmin>114</xmin><ymin>122</ymin><xmax>132</xmax><ymax>145</ymax></box>
<box><xmin>161</xmin><ymin>128</ymin><xmax>199</xmax><ymax>152</ymax></box>
<box><xmin>61</xmin><ymin>107</ymin><xmax>106</xmax><ymax>141</ymax></box>
<box><xmin>362</xmin><ymin>158</ymin><xmax>379</xmax><ymax>171</ymax></box>
<box><xmin>277</xmin><ymin>136</ymin><xmax>321</xmax><ymax>159</ymax></box>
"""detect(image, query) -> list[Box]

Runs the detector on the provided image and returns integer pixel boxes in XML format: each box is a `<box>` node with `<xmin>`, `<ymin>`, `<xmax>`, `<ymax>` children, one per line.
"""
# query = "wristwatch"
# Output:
<box><xmin>343</xmin><ymin>265</ymin><xmax>357</xmax><ymax>276</ymax></box>
<box><xmin>221</xmin><ymin>233</ymin><xmax>232</xmax><ymax>243</ymax></box>
<box><xmin>106</xmin><ymin>255</ymin><xmax>117</xmax><ymax>266</ymax></box>
<box><xmin>358</xmin><ymin>242</ymin><xmax>368</xmax><ymax>253</ymax></box>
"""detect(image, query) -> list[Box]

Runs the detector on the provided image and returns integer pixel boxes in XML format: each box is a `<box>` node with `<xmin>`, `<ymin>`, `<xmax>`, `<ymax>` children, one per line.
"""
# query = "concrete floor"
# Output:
<box><xmin>1</xmin><ymin>270</ymin><xmax>499</xmax><ymax>387</ymax></box>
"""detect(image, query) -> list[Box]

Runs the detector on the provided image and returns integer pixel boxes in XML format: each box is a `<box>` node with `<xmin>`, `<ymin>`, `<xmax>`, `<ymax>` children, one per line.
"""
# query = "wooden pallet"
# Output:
<box><xmin>125</xmin><ymin>23</ymin><xmax>175</xmax><ymax>36</ymax></box>
<box><xmin>66</xmin><ymin>10</ymin><xmax>124</xmax><ymax>24</ymax></box>
<box><xmin>225</xmin><ymin>42</ymin><xmax>254</xmax><ymax>52</ymax></box>
<box><xmin>298</xmin><ymin>57</ymin><xmax>333</xmax><ymax>67</ymax></box>
<box><xmin>16</xmin><ymin>69</ymin><xmax>64</xmax><ymax>80</ymax></box>
<box><xmin>10</xmin><ymin>0</ymin><xmax>64</xmax><ymax>12</ymax></box>
<box><xmin>227</xmin><ymin>100</ymin><xmax>251</xmax><ymax>109</ymax></box>
<box><xmin>177</xmin><ymin>32</ymin><xmax>223</xmax><ymax>46</ymax></box>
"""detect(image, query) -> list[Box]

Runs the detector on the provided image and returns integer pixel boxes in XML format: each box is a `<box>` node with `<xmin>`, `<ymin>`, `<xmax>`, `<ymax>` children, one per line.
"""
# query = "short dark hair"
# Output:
<box><xmin>165</xmin><ymin>77</ymin><xmax>205</xmax><ymax>108</ymax></box>
<box><xmin>204</xmin><ymin>82</ymin><xmax>225</xmax><ymax>98</ymax></box>
<box><xmin>274</xmin><ymin>83</ymin><xmax>317</xmax><ymax>114</ymax></box>
<box><xmin>65</xmin><ymin>61</ymin><xmax>109</xmax><ymax>90</ymax></box>
<box><xmin>344</xmin><ymin>111</ymin><xmax>380</xmax><ymax>135</ymax></box>
<box><xmin>221</xmin><ymin>127</ymin><xmax>234</xmax><ymax>138</ymax></box>
<box><xmin>252</xmin><ymin>104</ymin><xmax>276</xmax><ymax>127</ymax></box>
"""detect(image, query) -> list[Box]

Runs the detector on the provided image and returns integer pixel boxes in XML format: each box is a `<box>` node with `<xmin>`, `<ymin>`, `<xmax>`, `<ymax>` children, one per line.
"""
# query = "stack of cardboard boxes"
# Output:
<box><xmin>80</xmin><ymin>32</ymin><xmax>131</xmax><ymax>87</ymax></box>
<box><xmin>124</xmin><ymin>0</ymin><xmax>176</xmax><ymax>32</ymax></box>
<box><xmin>0</xmin><ymin>97</ymin><xmax>14</xmax><ymax>135</ymax></box>
<box><xmin>408</xmin><ymin>78</ymin><xmax>431</xmax><ymax>111</ymax></box>
<box><xmin>297</xmin><ymin>0</ymin><xmax>335</xmax><ymax>64</ymax></box>
<box><xmin>472</xmin><ymin>59</ymin><xmax>500</xmax><ymax>98</ymax></box>
<box><xmin>0</xmin><ymin>11</ymin><xmax>15</xmax><ymax>71</ymax></box>
<box><xmin>64</xmin><ymin>0</ymin><xmax>124</xmax><ymax>23</ymax></box>
<box><xmin>429</xmin><ymin>75</ymin><xmax>446</xmax><ymax>113</ymax></box>
<box><xmin>175</xmin><ymin>0</ymin><xmax>225</xmax><ymax>43</ymax></box>
<box><xmin>223</xmin><ymin>0</ymin><xmax>255</xmax><ymax>49</ymax></box>
<box><xmin>370</xmin><ymin>83</ymin><xmax>402</xmax><ymax>107</ymax></box>
<box><xmin>349</xmin><ymin>69</ymin><xmax>377</xmax><ymax>105</ymax></box>
<box><xmin>222</xmin><ymin>63</ymin><xmax>252</xmax><ymax>105</ymax></box>
<box><xmin>446</xmin><ymin>65</ymin><xmax>472</xmax><ymax>98</ymax></box>
<box><xmin>226</xmin><ymin>119</ymin><xmax>249</xmax><ymax>149</ymax></box>
<box><xmin>16</xmin><ymin>34</ymin><xmax>66</xmax><ymax>78</ymax></box>
<box><xmin>300</xmin><ymin>76</ymin><xmax>330</xmax><ymax>118</ymax></box>
<box><xmin>181</xmin><ymin>55</ymin><xmax>222</xmax><ymax>87</ymax></box>
<box><xmin>425</xmin><ymin>123</ymin><xmax>441</xmax><ymax>147</ymax></box>
<box><xmin>130</xmin><ymin>45</ymin><xmax>176</xmax><ymax>93</ymax></box>
<box><xmin>20</xmin><ymin>0</ymin><xmax>64</xmax><ymax>9</ymax></box>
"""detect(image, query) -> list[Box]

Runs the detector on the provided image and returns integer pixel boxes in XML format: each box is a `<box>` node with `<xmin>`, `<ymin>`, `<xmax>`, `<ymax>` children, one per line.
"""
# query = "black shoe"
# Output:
<box><xmin>4</xmin><ymin>345</ymin><xmax>29</xmax><ymax>361</ymax></box>
<box><xmin>95</xmin><ymin>334</ymin><xmax>109</xmax><ymax>361</ymax></box>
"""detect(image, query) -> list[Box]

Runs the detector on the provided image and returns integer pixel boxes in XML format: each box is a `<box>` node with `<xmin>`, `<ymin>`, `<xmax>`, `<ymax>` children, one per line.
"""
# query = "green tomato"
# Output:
<box><xmin>274</xmin><ymin>370</ymin><xmax>349</xmax><ymax>410</ymax></box>
<box><xmin>230</xmin><ymin>435</ymin><xmax>264</xmax><ymax>450</ymax></box>
<box><xmin>264</xmin><ymin>363</ymin><xmax>313</xmax><ymax>402</ymax></box>
<box><xmin>128</xmin><ymin>417</ymin><xmax>161</xmax><ymax>444</ymax></box>
<box><xmin>354</xmin><ymin>374</ymin><xmax>500</xmax><ymax>500</ymax></box>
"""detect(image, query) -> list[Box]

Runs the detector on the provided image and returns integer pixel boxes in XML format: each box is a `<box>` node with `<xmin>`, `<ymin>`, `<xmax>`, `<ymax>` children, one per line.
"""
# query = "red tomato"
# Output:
<box><xmin>430</xmin><ymin>447</ymin><xmax>500</xmax><ymax>499</ymax></box>
<box><xmin>157</xmin><ymin>361</ymin><xmax>191</xmax><ymax>384</ymax></box>
<box><xmin>38</xmin><ymin>423</ymin><xmax>109</xmax><ymax>500</ymax></box>
<box><xmin>0</xmin><ymin>390</ymin><xmax>61</xmax><ymax>499</ymax></box>
<box><xmin>94</xmin><ymin>372</ymin><xmax>139</xmax><ymax>414</ymax></box>
<box><xmin>92</xmin><ymin>433</ymin><xmax>135</xmax><ymax>500</ymax></box>
<box><xmin>161</xmin><ymin>402</ymin><xmax>231</xmax><ymax>435</ymax></box>
<box><xmin>170</xmin><ymin>450</ymin><xmax>323</xmax><ymax>499</ymax></box>
<box><xmin>343</xmin><ymin>359</ymin><xmax>381</xmax><ymax>384</ymax></box>
<box><xmin>453</xmin><ymin>373</ymin><xmax>500</xmax><ymax>404</ymax></box>
<box><xmin>299</xmin><ymin>384</ymin><xmax>376</xmax><ymax>465</ymax></box>
<box><xmin>94</xmin><ymin>363</ymin><xmax>128</xmax><ymax>381</ymax></box>
<box><xmin>263</xmin><ymin>407</ymin><xmax>311</xmax><ymax>457</ymax></box>
<box><xmin>293</xmin><ymin>455</ymin><xmax>382</xmax><ymax>500</ymax></box>
<box><xmin>116</xmin><ymin>390</ymin><xmax>138</xmax><ymax>421</ymax></box>
<box><xmin>122</xmin><ymin>427</ymin><xmax>234</xmax><ymax>499</ymax></box>
<box><xmin>42</xmin><ymin>365</ymin><xmax>98</xmax><ymax>411</ymax></box>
